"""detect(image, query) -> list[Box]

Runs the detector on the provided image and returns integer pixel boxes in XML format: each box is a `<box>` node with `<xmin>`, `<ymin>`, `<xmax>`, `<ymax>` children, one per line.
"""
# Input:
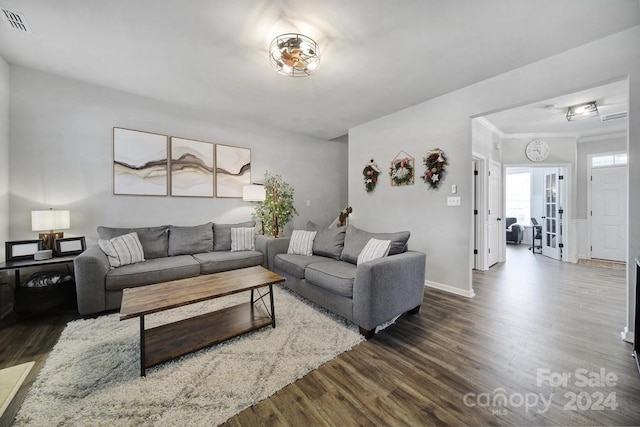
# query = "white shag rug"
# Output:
<box><xmin>14</xmin><ymin>286</ymin><xmax>366</xmax><ymax>426</ymax></box>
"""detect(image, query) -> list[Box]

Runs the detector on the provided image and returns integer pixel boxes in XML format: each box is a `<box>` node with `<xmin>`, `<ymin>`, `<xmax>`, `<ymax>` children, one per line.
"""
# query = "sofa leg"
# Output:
<box><xmin>359</xmin><ymin>327</ymin><xmax>375</xmax><ymax>340</ymax></box>
<box><xmin>408</xmin><ymin>305</ymin><xmax>421</xmax><ymax>315</ymax></box>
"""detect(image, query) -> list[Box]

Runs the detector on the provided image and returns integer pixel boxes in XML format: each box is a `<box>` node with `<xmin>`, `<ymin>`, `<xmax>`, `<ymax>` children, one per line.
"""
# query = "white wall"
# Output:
<box><xmin>9</xmin><ymin>66</ymin><xmax>348</xmax><ymax>245</ymax></box>
<box><xmin>348</xmin><ymin>22</ymin><xmax>640</xmax><ymax>325</ymax></box>
<box><xmin>0</xmin><ymin>56</ymin><xmax>8</xmax><ymax>262</ymax></box>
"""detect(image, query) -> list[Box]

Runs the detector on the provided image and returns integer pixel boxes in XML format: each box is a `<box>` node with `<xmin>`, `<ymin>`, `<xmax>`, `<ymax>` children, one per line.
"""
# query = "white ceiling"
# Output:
<box><xmin>0</xmin><ymin>0</ymin><xmax>638</xmax><ymax>140</ymax></box>
<box><xmin>482</xmin><ymin>80</ymin><xmax>629</xmax><ymax>140</ymax></box>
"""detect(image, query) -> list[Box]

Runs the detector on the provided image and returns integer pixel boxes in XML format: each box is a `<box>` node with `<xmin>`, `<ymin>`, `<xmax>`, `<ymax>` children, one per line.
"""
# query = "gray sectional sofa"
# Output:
<box><xmin>75</xmin><ymin>220</ymin><xmax>426</xmax><ymax>339</ymax></box>
<box><xmin>263</xmin><ymin>224</ymin><xmax>426</xmax><ymax>338</ymax></box>
<box><xmin>74</xmin><ymin>221</ymin><xmax>265</xmax><ymax>316</ymax></box>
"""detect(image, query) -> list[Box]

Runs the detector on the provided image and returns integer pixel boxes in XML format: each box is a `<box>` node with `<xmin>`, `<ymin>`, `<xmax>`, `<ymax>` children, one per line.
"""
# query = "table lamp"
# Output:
<box><xmin>32</xmin><ymin>208</ymin><xmax>70</xmax><ymax>250</ymax></box>
<box><xmin>242</xmin><ymin>184</ymin><xmax>266</xmax><ymax>202</ymax></box>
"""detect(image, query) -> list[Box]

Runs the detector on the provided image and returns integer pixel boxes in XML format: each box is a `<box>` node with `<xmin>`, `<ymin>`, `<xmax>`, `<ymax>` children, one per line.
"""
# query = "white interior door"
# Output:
<box><xmin>591</xmin><ymin>166</ymin><xmax>627</xmax><ymax>261</ymax></box>
<box><xmin>542</xmin><ymin>169</ymin><xmax>561</xmax><ymax>260</ymax></box>
<box><xmin>488</xmin><ymin>161</ymin><xmax>501</xmax><ymax>267</ymax></box>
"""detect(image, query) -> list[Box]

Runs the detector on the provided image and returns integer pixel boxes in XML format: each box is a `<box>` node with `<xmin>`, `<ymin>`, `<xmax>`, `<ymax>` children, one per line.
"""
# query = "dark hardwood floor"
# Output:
<box><xmin>225</xmin><ymin>246</ymin><xmax>640</xmax><ymax>426</ymax></box>
<box><xmin>2</xmin><ymin>246</ymin><xmax>639</xmax><ymax>426</ymax></box>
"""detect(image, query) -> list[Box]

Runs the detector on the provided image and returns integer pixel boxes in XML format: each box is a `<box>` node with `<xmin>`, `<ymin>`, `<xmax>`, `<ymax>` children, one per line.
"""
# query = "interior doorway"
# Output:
<box><xmin>505</xmin><ymin>165</ymin><xmax>568</xmax><ymax>262</ymax></box>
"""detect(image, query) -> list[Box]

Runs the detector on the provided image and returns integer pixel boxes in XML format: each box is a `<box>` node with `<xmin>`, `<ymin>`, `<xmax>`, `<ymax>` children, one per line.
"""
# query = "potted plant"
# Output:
<box><xmin>252</xmin><ymin>171</ymin><xmax>298</xmax><ymax>238</ymax></box>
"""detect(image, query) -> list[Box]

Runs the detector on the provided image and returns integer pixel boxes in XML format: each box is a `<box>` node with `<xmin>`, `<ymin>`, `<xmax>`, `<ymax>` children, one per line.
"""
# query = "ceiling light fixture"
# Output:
<box><xmin>269</xmin><ymin>33</ymin><xmax>320</xmax><ymax>77</ymax></box>
<box><xmin>566</xmin><ymin>101</ymin><xmax>598</xmax><ymax>121</ymax></box>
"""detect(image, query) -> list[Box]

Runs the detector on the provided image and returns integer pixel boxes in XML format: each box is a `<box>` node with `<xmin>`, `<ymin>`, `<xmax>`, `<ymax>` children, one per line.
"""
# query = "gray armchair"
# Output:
<box><xmin>506</xmin><ymin>217</ymin><xmax>523</xmax><ymax>245</ymax></box>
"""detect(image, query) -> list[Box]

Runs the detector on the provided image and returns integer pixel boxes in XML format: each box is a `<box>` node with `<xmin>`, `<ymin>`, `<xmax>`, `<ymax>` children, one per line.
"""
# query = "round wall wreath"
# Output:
<box><xmin>422</xmin><ymin>148</ymin><xmax>448</xmax><ymax>189</ymax></box>
<box><xmin>389</xmin><ymin>157</ymin><xmax>415</xmax><ymax>186</ymax></box>
<box><xmin>362</xmin><ymin>159</ymin><xmax>381</xmax><ymax>192</ymax></box>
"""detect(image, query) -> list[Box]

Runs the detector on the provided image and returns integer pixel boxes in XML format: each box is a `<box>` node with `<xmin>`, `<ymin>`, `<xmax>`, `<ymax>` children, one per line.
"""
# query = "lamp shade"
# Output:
<box><xmin>242</xmin><ymin>185</ymin><xmax>266</xmax><ymax>202</ymax></box>
<box><xmin>31</xmin><ymin>210</ymin><xmax>70</xmax><ymax>231</ymax></box>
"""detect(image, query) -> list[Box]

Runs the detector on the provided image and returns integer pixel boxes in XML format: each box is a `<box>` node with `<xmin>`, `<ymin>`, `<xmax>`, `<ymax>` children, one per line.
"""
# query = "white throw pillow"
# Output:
<box><xmin>287</xmin><ymin>230</ymin><xmax>318</xmax><ymax>256</ymax></box>
<box><xmin>230</xmin><ymin>227</ymin><xmax>255</xmax><ymax>251</ymax></box>
<box><xmin>357</xmin><ymin>238</ymin><xmax>391</xmax><ymax>265</ymax></box>
<box><xmin>98</xmin><ymin>232</ymin><xmax>145</xmax><ymax>268</ymax></box>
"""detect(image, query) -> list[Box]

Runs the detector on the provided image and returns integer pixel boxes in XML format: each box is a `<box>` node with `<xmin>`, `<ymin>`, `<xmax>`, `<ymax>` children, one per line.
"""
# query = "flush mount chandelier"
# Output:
<box><xmin>566</xmin><ymin>101</ymin><xmax>598</xmax><ymax>121</ymax></box>
<box><xmin>269</xmin><ymin>33</ymin><xmax>320</xmax><ymax>77</ymax></box>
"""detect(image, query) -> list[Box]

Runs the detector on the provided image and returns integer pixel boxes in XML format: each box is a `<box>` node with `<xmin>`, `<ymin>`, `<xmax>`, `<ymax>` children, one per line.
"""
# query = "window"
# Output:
<box><xmin>592</xmin><ymin>153</ymin><xmax>627</xmax><ymax>168</ymax></box>
<box><xmin>506</xmin><ymin>172</ymin><xmax>531</xmax><ymax>225</ymax></box>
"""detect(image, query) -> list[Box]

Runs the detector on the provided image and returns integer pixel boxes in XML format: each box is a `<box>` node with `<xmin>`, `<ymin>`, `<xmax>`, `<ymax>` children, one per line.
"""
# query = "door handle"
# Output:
<box><xmin>497</xmin><ymin>218</ymin><xmax>502</xmax><ymax>221</ymax></box>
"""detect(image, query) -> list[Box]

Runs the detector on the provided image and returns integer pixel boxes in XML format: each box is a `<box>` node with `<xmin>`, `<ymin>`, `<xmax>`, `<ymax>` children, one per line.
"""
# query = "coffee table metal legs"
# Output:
<box><xmin>250</xmin><ymin>285</ymin><xmax>276</xmax><ymax>328</ymax></box>
<box><xmin>140</xmin><ymin>315</ymin><xmax>146</xmax><ymax>377</ymax></box>
<box><xmin>269</xmin><ymin>285</ymin><xmax>275</xmax><ymax>328</ymax></box>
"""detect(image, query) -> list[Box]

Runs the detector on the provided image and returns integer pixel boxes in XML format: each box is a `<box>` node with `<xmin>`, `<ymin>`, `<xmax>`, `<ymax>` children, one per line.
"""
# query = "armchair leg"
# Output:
<box><xmin>359</xmin><ymin>327</ymin><xmax>375</xmax><ymax>340</ymax></box>
<box><xmin>408</xmin><ymin>305</ymin><xmax>421</xmax><ymax>315</ymax></box>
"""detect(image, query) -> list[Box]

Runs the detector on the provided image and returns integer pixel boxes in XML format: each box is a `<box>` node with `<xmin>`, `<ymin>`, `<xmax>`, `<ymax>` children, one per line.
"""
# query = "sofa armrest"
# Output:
<box><xmin>261</xmin><ymin>236</ymin><xmax>291</xmax><ymax>271</ymax></box>
<box><xmin>353</xmin><ymin>250</ymin><xmax>426</xmax><ymax>331</ymax></box>
<box><xmin>74</xmin><ymin>246</ymin><xmax>110</xmax><ymax>316</ymax></box>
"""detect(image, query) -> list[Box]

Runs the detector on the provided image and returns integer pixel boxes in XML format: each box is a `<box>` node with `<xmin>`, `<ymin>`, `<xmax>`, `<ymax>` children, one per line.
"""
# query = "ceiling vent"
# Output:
<box><xmin>600</xmin><ymin>111</ymin><xmax>628</xmax><ymax>122</ymax></box>
<box><xmin>1</xmin><ymin>8</ymin><xmax>32</xmax><ymax>33</ymax></box>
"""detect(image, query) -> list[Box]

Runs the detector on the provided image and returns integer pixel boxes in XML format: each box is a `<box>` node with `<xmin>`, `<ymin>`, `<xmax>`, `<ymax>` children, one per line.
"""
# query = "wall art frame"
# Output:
<box><xmin>170</xmin><ymin>137</ymin><xmax>215</xmax><ymax>198</ymax></box>
<box><xmin>113</xmin><ymin>127</ymin><xmax>169</xmax><ymax>196</ymax></box>
<box><xmin>389</xmin><ymin>150</ymin><xmax>415</xmax><ymax>186</ymax></box>
<box><xmin>215</xmin><ymin>144</ymin><xmax>251</xmax><ymax>198</ymax></box>
<box><xmin>5</xmin><ymin>240</ymin><xmax>44</xmax><ymax>262</ymax></box>
<box><xmin>54</xmin><ymin>236</ymin><xmax>87</xmax><ymax>256</ymax></box>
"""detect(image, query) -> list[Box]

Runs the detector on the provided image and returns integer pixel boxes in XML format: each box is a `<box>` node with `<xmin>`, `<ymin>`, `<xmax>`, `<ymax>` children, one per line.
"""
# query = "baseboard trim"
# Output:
<box><xmin>621</xmin><ymin>326</ymin><xmax>634</xmax><ymax>344</ymax></box>
<box><xmin>425</xmin><ymin>280</ymin><xmax>475</xmax><ymax>298</ymax></box>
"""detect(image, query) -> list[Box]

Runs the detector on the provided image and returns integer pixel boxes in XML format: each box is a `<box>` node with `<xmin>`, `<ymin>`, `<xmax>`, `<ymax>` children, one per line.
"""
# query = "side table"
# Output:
<box><xmin>0</xmin><ymin>255</ymin><xmax>77</xmax><ymax>316</ymax></box>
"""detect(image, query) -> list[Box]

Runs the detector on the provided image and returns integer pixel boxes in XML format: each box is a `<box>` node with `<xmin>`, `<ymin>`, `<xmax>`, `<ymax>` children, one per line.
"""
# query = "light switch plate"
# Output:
<box><xmin>447</xmin><ymin>196</ymin><xmax>461</xmax><ymax>206</ymax></box>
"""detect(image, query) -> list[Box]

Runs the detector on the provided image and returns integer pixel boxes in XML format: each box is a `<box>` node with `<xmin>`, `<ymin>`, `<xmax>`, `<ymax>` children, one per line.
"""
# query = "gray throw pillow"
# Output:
<box><xmin>168</xmin><ymin>223</ymin><xmax>214</xmax><ymax>256</ymax></box>
<box><xmin>340</xmin><ymin>225</ymin><xmax>410</xmax><ymax>265</ymax></box>
<box><xmin>306</xmin><ymin>221</ymin><xmax>346</xmax><ymax>260</ymax></box>
<box><xmin>97</xmin><ymin>225</ymin><xmax>169</xmax><ymax>259</ymax></box>
<box><xmin>213</xmin><ymin>221</ymin><xmax>255</xmax><ymax>251</ymax></box>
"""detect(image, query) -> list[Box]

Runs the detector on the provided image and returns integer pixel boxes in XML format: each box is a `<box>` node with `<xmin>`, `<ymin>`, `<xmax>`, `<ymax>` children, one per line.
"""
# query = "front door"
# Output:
<box><xmin>591</xmin><ymin>166</ymin><xmax>627</xmax><ymax>261</ymax></box>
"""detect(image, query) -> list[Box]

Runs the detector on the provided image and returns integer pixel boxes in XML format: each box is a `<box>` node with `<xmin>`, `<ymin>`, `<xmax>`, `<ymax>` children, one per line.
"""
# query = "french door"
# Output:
<box><xmin>542</xmin><ymin>168</ymin><xmax>562</xmax><ymax>260</ymax></box>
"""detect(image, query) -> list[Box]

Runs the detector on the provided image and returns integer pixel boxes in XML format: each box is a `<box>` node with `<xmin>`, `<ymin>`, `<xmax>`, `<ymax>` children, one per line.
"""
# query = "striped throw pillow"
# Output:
<box><xmin>287</xmin><ymin>230</ymin><xmax>317</xmax><ymax>256</ymax></box>
<box><xmin>230</xmin><ymin>227</ymin><xmax>255</xmax><ymax>251</ymax></box>
<box><xmin>98</xmin><ymin>232</ymin><xmax>145</xmax><ymax>268</ymax></box>
<box><xmin>357</xmin><ymin>238</ymin><xmax>391</xmax><ymax>265</ymax></box>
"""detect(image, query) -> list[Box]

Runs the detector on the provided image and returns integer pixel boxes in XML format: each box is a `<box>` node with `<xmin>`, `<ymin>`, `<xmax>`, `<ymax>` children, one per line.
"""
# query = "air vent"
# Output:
<box><xmin>1</xmin><ymin>8</ymin><xmax>32</xmax><ymax>33</ymax></box>
<box><xmin>600</xmin><ymin>111</ymin><xmax>627</xmax><ymax>122</ymax></box>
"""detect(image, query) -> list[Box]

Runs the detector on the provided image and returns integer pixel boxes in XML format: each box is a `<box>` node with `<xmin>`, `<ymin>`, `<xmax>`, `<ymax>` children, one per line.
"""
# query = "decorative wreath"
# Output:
<box><xmin>422</xmin><ymin>148</ymin><xmax>448</xmax><ymax>189</ymax></box>
<box><xmin>362</xmin><ymin>159</ymin><xmax>381</xmax><ymax>192</ymax></box>
<box><xmin>389</xmin><ymin>156</ymin><xmax>415</xmax><ymax>186</ymax></box>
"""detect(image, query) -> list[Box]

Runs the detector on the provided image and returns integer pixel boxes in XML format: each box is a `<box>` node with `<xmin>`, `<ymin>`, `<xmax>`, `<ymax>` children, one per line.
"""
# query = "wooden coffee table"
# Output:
<box><xmin>120</xmin><ymin>265</ymin><xmax>285</xmax><ymax>376</ymax></box>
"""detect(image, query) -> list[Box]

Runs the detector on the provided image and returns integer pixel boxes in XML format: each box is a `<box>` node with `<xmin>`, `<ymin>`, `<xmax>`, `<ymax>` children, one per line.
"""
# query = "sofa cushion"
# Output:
<box><xmin>274</xmin><ymin>254</ymin><xmax>329</xmax><ymax>280</ymax></box>
<box><xmin>287</xmin><ymin>230</ymin><xmax>317</xmax><ymax>256</ymax></box>
<box><xmin>168</xmin><ymin>223</ymin><xmax>213</xmax><ymax>256</ymax></box>
<box><xmin>311</xmin><ymin>225</ymin><xmax>346</xmax><ymax>260</ymax></box>
<box><xmin>105</xmin><ymin>255</ymin><xmax>200</xmax><ymax>291</ymax></box>
<box><xmin>214</xmin><ymin>221</ymin><xmax>255</xmax><ymax>251</ymax></box>
<box><xmin>305</xmin><ymin>261</ymin><xmax>357</xmax><ymax>298</ymax></box>
<box><xmin>192</xmin><ymin>251</ymin><xmax>263</xmax><ymax>274</ymax></box>
<box><xmin>98</xmin><ymin>232</ymin><xmax>145</xmax><ymax>268</ymax></box>
<box><xmin>98</xmin><ymin>225</ymin><xmax>169</xmax><ymax>259</ymax></box>
<box><xmin>230</xmin><ymin>227</ymin><xmax>255</xmax><ymax>252</ymax></box>
<box><xmin>340</xmin><ymin>225</ymin><xmax>410</xmax><ymax>265</ymax></box>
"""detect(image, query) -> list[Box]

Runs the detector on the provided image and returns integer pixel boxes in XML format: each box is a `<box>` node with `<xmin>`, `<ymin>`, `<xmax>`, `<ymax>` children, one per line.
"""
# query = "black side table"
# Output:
<box><xmin>1</xmin><ymin>256</ymin><xmax>78</xmax><ymax>314</ymax></box>
<box><xmin>0</xmin><ymin>255</ymin><xmax>77</xmax><ymax>287</ymax></box>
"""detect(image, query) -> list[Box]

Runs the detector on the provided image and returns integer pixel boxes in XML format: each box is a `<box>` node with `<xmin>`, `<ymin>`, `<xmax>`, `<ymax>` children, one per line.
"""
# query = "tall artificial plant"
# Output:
<box><xmin>252</xmin><ymin>171</ymin><xmax>298</xmax><ymax>238</ymax></box>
